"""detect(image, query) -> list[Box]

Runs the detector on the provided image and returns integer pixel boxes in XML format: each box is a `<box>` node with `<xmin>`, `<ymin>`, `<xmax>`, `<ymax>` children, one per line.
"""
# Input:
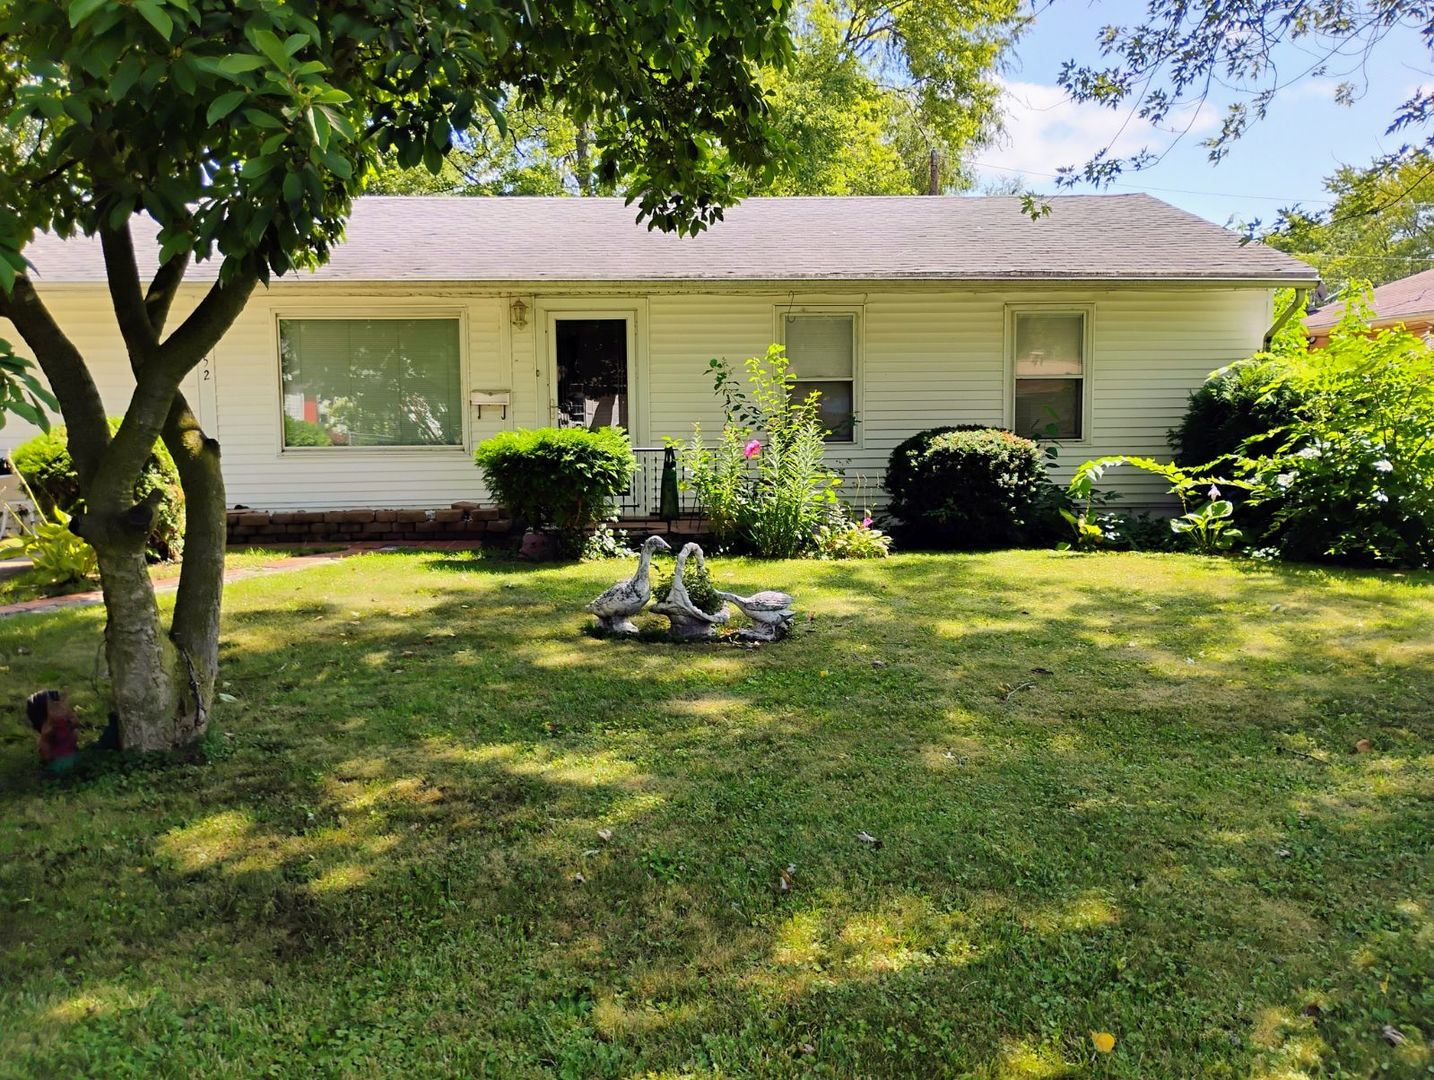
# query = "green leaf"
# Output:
<box><xmin>251</xmin><ymin>29</ymin><xmax>290</xmax><ymax>69</ymax></box>
<box><xmin>109</xmin><ymin>54</ymin><xmax>144</xmax><ymax>100</ymax></box>
<box><xmin>7</xmin><ymin>397</ymin><xmax>42</xmax><ymax>427</ymax></box>
<box><xmin>67</xmin><ymin>0</ymin><xmax>109</xmax><ymax>28</ymax></box>
<box><xmin>243</xmin><ymin>108</ymin><xmax>286</xmax><ymax>129</ymax></box>
<box><xmin>206</xmin><ymin>90</ymin><xmax>247</xmax><ymax>125</ymax></box>
<box><xmin>133</xmin><ymin>0</ymin><xmax>173</xmax><ymax>41</ymax></box>
<box><xmin>216</xmin><ymin>53</ymin><xmax>268</xmax><ymax>76</ymax></box>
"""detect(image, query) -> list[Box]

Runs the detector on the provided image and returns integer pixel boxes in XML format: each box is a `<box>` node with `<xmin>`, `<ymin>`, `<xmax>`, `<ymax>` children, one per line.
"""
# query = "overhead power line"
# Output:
<box><xmin>968</xmin><ymin>158</ymin><xmax>1336</xmax><ymax>204</ymax></box>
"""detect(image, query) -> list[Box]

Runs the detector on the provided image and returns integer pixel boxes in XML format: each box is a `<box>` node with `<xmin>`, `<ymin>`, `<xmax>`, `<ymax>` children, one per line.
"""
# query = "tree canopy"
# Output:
<box><xmin>1260</xmin><ymin>155</ymin><xmax>1434</xmax><ymax>292</ymax></box>
<box><xmin>1055</xmin><ymin>0</ymin><xmax>1433</xmax><ymax>189</ymax></box>
<box><xmin>0</xmin><ymin>0</ymin><xmax>795</xmax><ymax>752</ymax></box>
<box><xmin>368</xmin><ymin>0</ymin><xmax>1023</xmax><ymax>199</ymax></box>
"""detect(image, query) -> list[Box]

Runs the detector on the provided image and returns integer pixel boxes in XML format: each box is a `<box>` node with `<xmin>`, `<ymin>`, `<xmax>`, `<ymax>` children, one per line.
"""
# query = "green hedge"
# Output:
<box><xmin>11</xmin><ymin>419</ymin><xmax>185</xmax><ymax>561</ymax></box>
<box><xmin>473</xmin><ymin>427</ymin><xmax>635</xmax><ymax>545</ymax></box>
<box><xmin>1168</xmin><ymin>358</ymin><xmax>1306</xmax><ymax>469</ymax></box>
<box><xmin>886</xmin><ymin>426</ymin><xmax>1048</xmax><ymax>548</ymax></box>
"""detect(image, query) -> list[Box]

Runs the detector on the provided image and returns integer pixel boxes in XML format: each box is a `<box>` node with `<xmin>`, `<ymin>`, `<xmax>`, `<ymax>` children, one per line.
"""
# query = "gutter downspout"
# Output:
<box><xmin>1263</xmin><ymin>287</ymin><xmax>1309</xmax><ymax>350</ymax></box>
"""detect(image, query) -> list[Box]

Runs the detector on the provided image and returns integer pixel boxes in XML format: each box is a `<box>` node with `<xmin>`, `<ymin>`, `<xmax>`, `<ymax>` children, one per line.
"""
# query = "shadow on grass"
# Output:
<box><xmin>1</xmin><ymin>550</ymin><xmax>1430</xmax><ymax>1076</ymax></box>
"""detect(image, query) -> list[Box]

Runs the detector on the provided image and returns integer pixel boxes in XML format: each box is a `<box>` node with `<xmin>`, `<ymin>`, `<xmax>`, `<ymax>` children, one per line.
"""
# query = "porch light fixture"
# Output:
<box><xmin>509</xmin><ymin>298</ymin><xmax>529</xmax><ymax>330</ymax></box>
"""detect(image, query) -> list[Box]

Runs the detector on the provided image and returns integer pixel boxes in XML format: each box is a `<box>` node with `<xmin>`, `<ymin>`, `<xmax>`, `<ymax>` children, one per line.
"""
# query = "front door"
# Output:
<box><xmin>552</xmin><ymin>317</ymin><xmax>631</xmax><ymax>431</ymax></box>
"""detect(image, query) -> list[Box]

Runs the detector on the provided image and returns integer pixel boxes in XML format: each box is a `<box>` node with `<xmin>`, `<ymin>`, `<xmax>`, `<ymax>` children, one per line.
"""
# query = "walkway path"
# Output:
<box><xmin>0</xmin><ymin>541</ymin><xmax>484</xmax><ymax>618</ymax></box>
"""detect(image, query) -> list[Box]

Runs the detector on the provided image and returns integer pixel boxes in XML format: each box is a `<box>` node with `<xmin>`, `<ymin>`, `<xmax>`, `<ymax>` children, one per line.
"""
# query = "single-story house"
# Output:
<box><xmin>2</xmin><ymin>195</ymin><xmax>1316</xmax><ymax>539</ymax></box>
<box><xmin>1304</xmin><ymin>267</ymin><xmax>1434</xmax><ymax>348</ymax></box>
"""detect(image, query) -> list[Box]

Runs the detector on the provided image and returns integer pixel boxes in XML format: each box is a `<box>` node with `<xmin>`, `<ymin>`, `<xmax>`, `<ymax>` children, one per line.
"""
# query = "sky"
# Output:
<box><xmin>975</xmin><ymin>0</ymin><xmax>1434</xmax><ymax>233</ymax></box>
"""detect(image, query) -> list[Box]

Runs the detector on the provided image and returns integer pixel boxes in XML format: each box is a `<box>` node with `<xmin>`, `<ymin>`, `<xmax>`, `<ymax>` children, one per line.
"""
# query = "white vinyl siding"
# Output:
<box><xmin>1</xmin><ymin>282</ymin><xmax>1273</xmax><ymax>512</ymax></box>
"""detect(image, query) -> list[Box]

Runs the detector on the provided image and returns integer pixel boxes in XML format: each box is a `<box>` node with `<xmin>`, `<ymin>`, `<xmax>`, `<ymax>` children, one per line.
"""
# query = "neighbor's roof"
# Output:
<box><xmin>1304</xmin><ymin>266</ymin><xmax>1434</xmax><ymax>331</ymax></box>
<box><xmin>23</xmin><ymin>194</ymin><xmax>1317</xmax><ymax>286</ymax></box>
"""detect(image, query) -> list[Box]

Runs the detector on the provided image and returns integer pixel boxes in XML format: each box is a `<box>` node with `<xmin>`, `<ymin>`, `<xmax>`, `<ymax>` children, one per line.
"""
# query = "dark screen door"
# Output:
<box><xmin>554</xmin><ymin>318</ymin><xmax>628</xmax><ymax>431</ymax></box>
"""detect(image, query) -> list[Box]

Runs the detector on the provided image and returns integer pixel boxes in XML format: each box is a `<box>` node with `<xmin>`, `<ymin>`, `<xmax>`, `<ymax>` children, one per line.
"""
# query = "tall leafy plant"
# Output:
<box><xmin>1243</xmin><ymin>304</ymin><xmax>1434</xmax><ymax>567</ymax></box>
<box><xmin>1065</xmin><ymin>456</ymin><xmax>1247</xmax><ymax>554</ymax></box>
<box><xmin>677</xmin><ymin>346</ymin><xmax>842</xmax><ymax>557</ymax></box>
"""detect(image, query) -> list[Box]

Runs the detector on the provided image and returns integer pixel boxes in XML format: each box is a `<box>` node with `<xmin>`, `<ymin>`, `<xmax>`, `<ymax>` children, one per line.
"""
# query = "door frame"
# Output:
<box><xmin>535</xmin><ymin>299</ymin><xmax>646</xmax><ymax>445</ymax></box>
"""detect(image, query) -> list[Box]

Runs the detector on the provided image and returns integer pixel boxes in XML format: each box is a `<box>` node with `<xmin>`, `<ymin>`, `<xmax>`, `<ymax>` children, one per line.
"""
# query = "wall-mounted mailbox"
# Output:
<box><xmin>470</xmin><ymin>390</ymin><xmax>511</xmax><ymax>420</ymax></box>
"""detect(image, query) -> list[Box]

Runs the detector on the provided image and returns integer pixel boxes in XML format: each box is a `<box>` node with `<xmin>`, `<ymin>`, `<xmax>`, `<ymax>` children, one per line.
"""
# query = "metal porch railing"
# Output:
<box><xmin>613</xmin><ymin>447</ymin><xmax>702</xmax><ymax>521</ymax></box>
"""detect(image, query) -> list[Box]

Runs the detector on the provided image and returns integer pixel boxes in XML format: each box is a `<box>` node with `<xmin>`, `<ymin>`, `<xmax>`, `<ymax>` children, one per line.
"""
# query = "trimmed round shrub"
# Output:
<box><xmin>11</xmin><ymin>419</ymin><xmax>185</xmax><ymax>561</ymax></box>
<box><xmin>886</xmin><ymin>426</ymin><xmax>1048</xmax><ymax>547</ymax></box>
<box><xmin>474</xmin><ymin>426</ymin><xmax>636</xmax><ymax>545</ymax></box>
<box><xmin>883</xmin><ymin>425</ymin><xmax>993</xmax><ymax>510</ymax></box>
<box><xmin>1169</xmin><ymin>358</ymin><xmax>1306</xmax><ymax>469</ymax></box>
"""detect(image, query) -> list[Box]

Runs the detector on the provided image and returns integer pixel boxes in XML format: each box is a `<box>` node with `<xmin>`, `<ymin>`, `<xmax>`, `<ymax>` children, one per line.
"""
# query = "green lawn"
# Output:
<box><xmin>0</xmin><ymin>545</ymin><xmax>343</xmax><ymax>606</ymax></box>
<box><xmin>1</xmin><ymin>550</ymin><xmax>1431</xmax><ymax>1078</ymax></box>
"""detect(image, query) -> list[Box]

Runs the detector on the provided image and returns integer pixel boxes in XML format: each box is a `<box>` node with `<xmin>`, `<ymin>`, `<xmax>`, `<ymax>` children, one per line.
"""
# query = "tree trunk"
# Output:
<box><xmin>575</xmin><ymin>123</ymin><xmax>593</xmax><ymax>196</ymax></box>
<box><xmin>164</xmin><ymin>392</ymin><xmax>226</xmax><ymax>715</ymax></box>
<box><xmin>93</xmin><ymin>542</ymin><xmax>184</xmax><ymax>752</ymax></box>
<box><xmin>3</xmin><ymin>244</ymin><xmax>256</xmax><ymax>755</ymax></box>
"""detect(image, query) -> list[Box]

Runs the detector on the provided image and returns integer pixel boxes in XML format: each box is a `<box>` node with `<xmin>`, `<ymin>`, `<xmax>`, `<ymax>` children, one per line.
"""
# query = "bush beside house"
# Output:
<box><xmin>11</xmin><ymin>420</ymin><xmax>185</xmax><ymax>562</ymax></box>
<box><xmin>1065</xmin><ymin>300</ymin><xmax>1434</xmax><ymax>567</ymax></box>
<box><xmin>473</xmin><ymin>426</ymin><xmax>636</xmax><ymax>552</ymax></box>
<box><xmin>886</xmin><ymin>427</ymin><xmax>1051</xmax><ymax>548</ymax></box>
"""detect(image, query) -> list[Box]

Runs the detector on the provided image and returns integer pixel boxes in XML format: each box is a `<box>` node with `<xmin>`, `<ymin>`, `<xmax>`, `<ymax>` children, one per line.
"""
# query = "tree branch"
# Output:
<box><xmin>100</xmin><ymin>223</ymin><xmax>160</xmax><ymax>362</ymax></box>
<box><xmin>156</xmin><ymin>269</ymin><xmax>258</xmax><ymax>382</ymax></box>
<box><xmin>0</xmin><ymin>276</ymin><xmax>110</xmax><ymax>483</ymax></box>
<box><xmin>145</xmin><ymin>252</ymin><xmax>191</xmax><ymax>337</ymax></box>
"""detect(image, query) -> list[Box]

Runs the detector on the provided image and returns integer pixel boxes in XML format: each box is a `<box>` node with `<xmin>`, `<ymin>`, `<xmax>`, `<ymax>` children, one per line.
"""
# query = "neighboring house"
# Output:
<box><xmin>1304</xmin><ymin>267</ymin><xmax>1434</xmax><ymax>348</ymax></box>
<box><xmin>1</xmin><ymin>195</ymin><xmax>1315</xmax><ymax>531</ymax></box>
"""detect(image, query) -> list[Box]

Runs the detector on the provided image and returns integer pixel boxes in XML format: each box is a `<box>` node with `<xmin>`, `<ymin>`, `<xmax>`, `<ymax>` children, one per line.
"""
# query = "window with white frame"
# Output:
<box><xmin>782</xmin><ymin>312</ymin><xmax>856</xmax><ymax>441</ymax></box>
<box><xmin>1012</xmin><ymin>310</ymin><xmax>1086</xmax><ymax>440</ymax></box>
<box><xmin>278</xmin><ymin>317</ymin><xmax>462</xmax><ymax>448</ymax></box>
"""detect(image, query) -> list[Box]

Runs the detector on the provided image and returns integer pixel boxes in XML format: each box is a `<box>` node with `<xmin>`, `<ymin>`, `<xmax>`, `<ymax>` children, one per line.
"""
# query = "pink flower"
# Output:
<box><xmin>744</xmin><ymin>439</ymin><xmax>762</xmax><ymax>459</ymax></box>
<box><xmin>861</xmin><ymin>516</ymin><xmax>873</xmax><ymax>528</ymax></box>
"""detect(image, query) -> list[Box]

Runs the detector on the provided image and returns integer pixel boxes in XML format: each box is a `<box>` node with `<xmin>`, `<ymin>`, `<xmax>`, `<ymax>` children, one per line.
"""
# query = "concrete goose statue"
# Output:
<box><xmin>689</xmin><ymin>546</ymin><xmax>795</xmax><ymax>641</ymax></box>
<box><xmin>713</xmin><ymin>585</ymin><xmax>796</xmax><ymax>641</ymax></box>
<box><xmin>651</xmin><ymin>542</ymin><xmax>729</xmax><ymax>640</ymax></box>
<box><xmin>585</xmin><ymin>534</ymin><xmax>671</xmax><ymax>634</ymax></box>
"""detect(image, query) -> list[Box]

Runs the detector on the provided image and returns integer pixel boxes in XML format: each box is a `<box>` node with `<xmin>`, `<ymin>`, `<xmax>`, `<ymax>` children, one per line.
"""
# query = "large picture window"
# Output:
<box><xmin>1012</xmin><ymin>311</ymin><xmax>1086</xmax><ymax>440</ymax></box>
<box><xmin>782</xmin><ymin>312</ymin><xmax>857</xmax><ymax>442</ymax></box>
<box><xmin>279</xmin><ymin>317</ymin><xmax>462</xmax><ymax>448</ymax></box>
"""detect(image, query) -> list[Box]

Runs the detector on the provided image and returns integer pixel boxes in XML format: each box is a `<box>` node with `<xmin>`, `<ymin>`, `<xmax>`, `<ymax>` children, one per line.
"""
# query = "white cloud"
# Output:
<box><xmin>975</xmin><ymin>80</ymin><xmax>1216</xmax><ymax>185</ymax></box>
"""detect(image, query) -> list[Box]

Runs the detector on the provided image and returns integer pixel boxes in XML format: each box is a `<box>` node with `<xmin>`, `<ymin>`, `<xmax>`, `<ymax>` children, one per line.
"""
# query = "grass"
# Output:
<box><xmin>1</xmin><ymin>549</ymin><xmax>1431</xmax><ymax>1078</ymax></box>
<box><xmin>0</xmin><ymin>545</ymin><xmax>343</xmax><ymax>605</ymax></box>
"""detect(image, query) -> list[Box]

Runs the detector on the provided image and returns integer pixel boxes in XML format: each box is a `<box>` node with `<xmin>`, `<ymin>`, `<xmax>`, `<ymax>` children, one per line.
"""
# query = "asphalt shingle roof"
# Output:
<box><xmin>23</xmin><ymin>193</ymin><xmax>1317</xmax><ymax>286</ymax></box>
<box><xmin>1304</xmin><ymin>267</ymin><xmax>1434</xmax><ymax>330</ymax></box>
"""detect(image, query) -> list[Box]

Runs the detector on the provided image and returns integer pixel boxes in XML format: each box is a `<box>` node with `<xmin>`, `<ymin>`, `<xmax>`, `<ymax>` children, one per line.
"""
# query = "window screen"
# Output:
<box><xmin>279</xmin><ymin>318</ymin><xmax>462</xmax><ymax>447</ymax></box>
<box><xmin>1014</xmin><ymin>312</ymin><xmax>1085</xmax><ymax>439</ymax></box>
<box><xmin>784</xmin><ymin>313</ymin><xmax>856</xmax><ymax>441</ymax></box>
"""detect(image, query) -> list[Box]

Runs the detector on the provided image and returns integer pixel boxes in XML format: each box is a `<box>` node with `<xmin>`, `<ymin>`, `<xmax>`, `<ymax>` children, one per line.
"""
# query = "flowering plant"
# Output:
<box><xmin>1064</xmin><ymin>456</ymin><xmax>1247</xmax><ymax>554</ymax></box>
<box><xmin>675</xmin><ymin>345</ymin><xmax>843</xmax><ymax>557</ymax></box>
<box><xmin>1239</xmin><ymin>300</ymin><xmax>1434</xmax><ymax>566</ymax></box>
<box><xmin>812</xmin><ymin>509</ymin><xmax>893</xmax><ymax>559</ymax></box>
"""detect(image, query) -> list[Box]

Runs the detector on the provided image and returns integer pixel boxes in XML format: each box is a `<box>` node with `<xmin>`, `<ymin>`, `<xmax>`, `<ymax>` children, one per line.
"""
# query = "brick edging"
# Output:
<box><xmin>227</xmin><ymin>503</ymin><xmax>510</xmax><ymax>544</ymax></box>
<box><xmin>226</xmin><ymin>505</ymin><xmax>713</xmax><ymax>545</ymax></box>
